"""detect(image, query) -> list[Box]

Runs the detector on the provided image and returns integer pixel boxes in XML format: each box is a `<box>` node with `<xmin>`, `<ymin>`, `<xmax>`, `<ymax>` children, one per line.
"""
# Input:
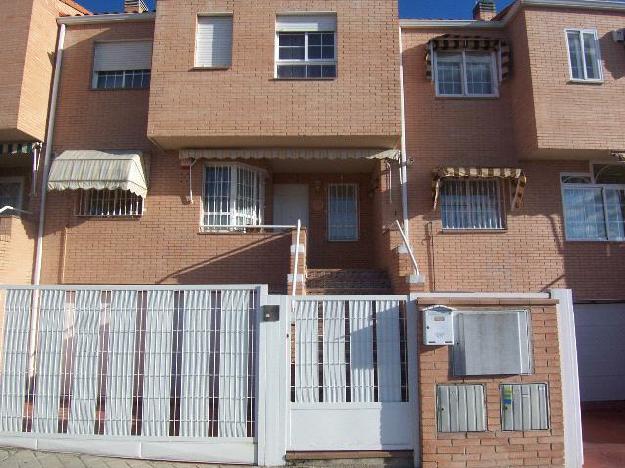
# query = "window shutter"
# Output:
<box><xmin>195</xmin><ymin>16</ymin><xmax>233</xmax><ymax>67</ymax></box>
<box><xmin>93</xmin><ymin>41</ymin><xmax>153</xmax><ymax>72</ymax></box>
<box><xmin>276</xmin><ymin>14</ymin><xmax>336</xmax><ymax>32</ymax></box>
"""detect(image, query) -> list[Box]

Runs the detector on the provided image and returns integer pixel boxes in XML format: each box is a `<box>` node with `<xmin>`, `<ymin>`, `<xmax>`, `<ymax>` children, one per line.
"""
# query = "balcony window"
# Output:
<box><xmin>561</xmin><ymin>165</ymin><xmax>625</xmax><ymax>241</ymax></box>
<box><xmin>434</xmin><ymin>51</ymin><xmax>497</xmax><ymax>97</ymax></box>
<box><xmin>566</xmin><ymin>29</ymin><xmax>602</xmax><ymax>82</ymax></box>
<box><xmin>275</xmin><ymin>14</ymin><xmax>337</xmax><ymax>79</ymax></box>
<box><xmin>440</xmin><ymin>178</ymin><xmax>505</xmax><ymax>230</ymax></box>
<box><xmin>92</xmin><ymin>41</ymin><xmax>153</xmax><ymax>90</ymax></box>
<box><xmin>0</xmin><ymin>177</ymin><xmax>24</xmax><ymax>215</ymax></box>
<box><xmin>202</xmin><ymin>164</ymin><xmax>265</xmax><ymax>230</ymax></box>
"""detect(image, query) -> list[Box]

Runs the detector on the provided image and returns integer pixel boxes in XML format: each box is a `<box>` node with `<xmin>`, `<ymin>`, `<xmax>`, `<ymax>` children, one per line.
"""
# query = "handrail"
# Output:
<box><xmin>395</xmin><ymin>219</ymin><xmax>421</xmax><ymax>279</ymax></box>
<box><xmin>0</xmin><ymin>205</ymin><xmax>31</xmax><ymax>215</ymax></box>
<box><xmin>292</xmin><ymin>219</ymin><xmax>302</xmax><ymax>296</ymax></box>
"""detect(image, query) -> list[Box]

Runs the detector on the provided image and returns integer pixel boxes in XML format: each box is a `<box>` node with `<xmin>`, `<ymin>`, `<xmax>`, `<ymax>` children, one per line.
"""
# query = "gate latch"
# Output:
<box><xmin>261</xmin><ymin>305</ymin><xmax>280</xmax><ymax>322</ymax></box>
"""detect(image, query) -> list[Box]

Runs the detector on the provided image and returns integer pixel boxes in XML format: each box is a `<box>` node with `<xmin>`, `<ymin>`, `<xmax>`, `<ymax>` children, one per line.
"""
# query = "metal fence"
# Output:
<box><xmin>0</xmin><ymin>286</ymin><xmax>258</xmax><ymax>442</ymax></box>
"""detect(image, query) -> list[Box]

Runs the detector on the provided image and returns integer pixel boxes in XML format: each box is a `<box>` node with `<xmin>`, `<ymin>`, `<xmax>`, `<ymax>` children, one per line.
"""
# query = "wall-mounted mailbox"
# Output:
<box><xmin>261</xmin><ymin>305</ymin><xmax>279</xmax><ymax>322</ymax></box>
<box><xmin>423</xmin><ymin>305</ymin><xmax>454</xmax><ymax>345</ymax></box>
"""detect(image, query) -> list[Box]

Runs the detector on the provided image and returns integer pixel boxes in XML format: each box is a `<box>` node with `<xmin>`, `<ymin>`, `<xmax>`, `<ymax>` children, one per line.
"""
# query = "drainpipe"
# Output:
<box><xmin>398</xmin><ymin>27</ymin><xmax>410</xmax><ymax>240</ymax></box>
<box><xmin>33</xmin><ymin>24</ymin><xmax>65</xmax><ymax>285</ymax></box>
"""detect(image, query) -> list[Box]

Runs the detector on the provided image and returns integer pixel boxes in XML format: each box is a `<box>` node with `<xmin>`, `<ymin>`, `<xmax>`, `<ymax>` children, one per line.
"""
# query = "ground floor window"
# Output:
<box><xmin>328</xmin><ymin>183</ymin><xmax>358</xmax><ymax>241</ymax></box>
<box><xmin>77</xmin><ymin>189</ymin><xmax>144</xmax><ymax>217</ymax></box>
<box><xmin>561</xmin><ymin>167</ymin><xmax>625</xmax><ymax>241</ymax></box>
<box><xmin>0</xmin><ymin>177</ymin><xmax>24</xmax><ymax>214</ymax></box>
<box><xmin>440</xmin><ymin>178</ymin><xmax>505</xmax><ymax>230</ymax></box>
<box><xmin>202</xmin><ymin>164</ymin><xmax>265</xmax><ymax>230</ymax></box>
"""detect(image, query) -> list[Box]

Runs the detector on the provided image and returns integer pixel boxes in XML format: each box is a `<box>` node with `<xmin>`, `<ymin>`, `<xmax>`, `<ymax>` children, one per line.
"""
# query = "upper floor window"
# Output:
<box><xmin>92</xmin><ymin>41</ymin><xmax>153</xmax><ymax>90</ymax></box>
<box><xmin>275</xmin><ymin>14</ymin><xmax>337</xmax><ymax>79</ymax></box>
<box><xmin>565</xmin><ymin>29</ymin><xmax>602</xmax><ymax>82</ymax></box>
<box><xmin>0</xmin><ymin>177</ymin><xmax>24</xmax><ymax>215</ymax></box>
<box><xmin>434</xmin><ymin>51</ymin><xmax>498</xmax><ymax>98</ymax></box>
<box><xmin>440</xmin><ymin>178</ymin><xmax>505</xmax><ymax>230</ymax></box>
<box><xmin>77</xmin><ymin>189</ymin><xmax>144</xmax><ymax>217</ymax></box>
<box><xmin>561</xmin><ymin>164</ymin><xmax>625</xmax><ymax>241</ymax></box>
<box><xmin>195</xmin><ymin>15</ymin><xmax>233</xmax><ymax>68</ymax></box>
<box><xmin>202</xmin><ymin>164</ymin><xmax>265</xmax><ymax>230</ymax></box>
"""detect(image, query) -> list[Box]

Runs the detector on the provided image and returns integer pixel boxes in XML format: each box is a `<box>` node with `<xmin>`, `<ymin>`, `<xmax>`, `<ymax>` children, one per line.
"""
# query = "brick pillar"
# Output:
<box><xmin>287</xmin><ymin>227</ymin><xmax>307</xmax><ymax>295</ymax></box>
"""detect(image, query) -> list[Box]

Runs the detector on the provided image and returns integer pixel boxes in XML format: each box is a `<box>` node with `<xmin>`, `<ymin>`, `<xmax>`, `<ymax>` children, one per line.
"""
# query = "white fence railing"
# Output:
<box><xmin>0</xmin><ymin>285</ymin><xmax>262</xmax><ymax>463</ymax></box>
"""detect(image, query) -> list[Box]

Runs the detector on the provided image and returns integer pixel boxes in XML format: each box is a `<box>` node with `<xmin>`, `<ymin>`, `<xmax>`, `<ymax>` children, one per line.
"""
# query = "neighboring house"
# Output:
<box><xmin>0</xmin><ymin>0</ymin><xmax>624</xmax><ymax>466</ymax></box>
<box><xmin>0</xmin><ymin>0</ymin><xmax>89</xmax><ymax>284</ymax></box>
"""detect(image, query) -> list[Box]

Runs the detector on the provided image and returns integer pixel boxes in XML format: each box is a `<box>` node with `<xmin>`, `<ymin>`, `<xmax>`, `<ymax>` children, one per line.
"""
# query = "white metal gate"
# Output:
<box><xmin>0</xmin><ymin>285</ymin><xmax>261</xmax><ymax>464</ymax></box>
<box><xmin>288</xmin><ymin>295</ymin><xmax>418</xmax><ymax>452</ymax></box>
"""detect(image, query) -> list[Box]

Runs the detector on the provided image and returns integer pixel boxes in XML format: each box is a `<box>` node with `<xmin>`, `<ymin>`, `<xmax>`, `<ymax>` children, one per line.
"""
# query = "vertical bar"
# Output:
<box><xmin>68</xmin><ymin>290</ymin><xmax>101</xmax><ymax>434</ymax></box>
<box><xmin>0</xmin><ymin>290</ymin><xmax>32</xmax><ymax>432</ymax></box>
<box><xmin>294</xmin><ymin>300</ymin><xmax>319</xmax><ymax>403</ymax></box>
<box><xmin>375</xmin><ymin>300</ymin><xmax>402</xmax><ymax>402</ymax></box>
<box><xmin>348</xmin><ymin>300</ymin><xmax>374</xmax><ymax>403</ymax></box>
<box><xmin>322</xmin><ymin>301</ymin><xmax>346</xmax><ymax>403</ymax></box>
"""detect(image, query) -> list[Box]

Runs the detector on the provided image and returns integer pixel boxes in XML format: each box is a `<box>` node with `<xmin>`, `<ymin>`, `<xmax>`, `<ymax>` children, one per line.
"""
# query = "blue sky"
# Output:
<box><xmin>77</xmin><ymin>0</ymin><xmax>517</xmax><ymax>19</ymax></box>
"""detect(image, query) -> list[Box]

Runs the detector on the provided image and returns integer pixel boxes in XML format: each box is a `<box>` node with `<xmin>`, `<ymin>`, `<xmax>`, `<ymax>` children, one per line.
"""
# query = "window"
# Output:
<box><xmin>202</xmin><ymin>164</ymin><xmax>265</xmax><ymax>229</ymax></box>
<box><xmin>77</xmin><ymin>189</ymin><xmax>144</xmax><ymax>217</ymax></box>
<box><xmin>566</xmin><ymin>29</ymin><xmax>602</xmax><ymax>82</ymax></box>
<box><xmin>275</xmin><ymin>14</ymin><xmax>337</xmax><ymax>79</ymax></box>
<box><xmin>0</xmin><ymin>177</ymin><xmax>24</xmax><ymax>215</ymax></box>
<box><xmin>440</xmin><ymin>178</ymin><xmax>505</xmax><ymax>230</ymax></box>
<box><xmin>92</xmin><ymin>41</ymin><xmax>153</xmax><ymax>89</ymax></box>
<box><xmin>434</xmin><ymin>51</ymin><xmax>497</xmax><ymax>97</ymax></box>
<box><xmin>195</xmin><ymin>15</ymin><xmax>233</xmax><ymax>68</ymax></box>
<box><xmin>328</xmin><ymin>183</ymin><xmax>358</xmax><ymax>241</ymax></box>
<box><xmin>561</xmin><ymin>164</ymin><xmax>625</xmax><ymax>241</ymax></box>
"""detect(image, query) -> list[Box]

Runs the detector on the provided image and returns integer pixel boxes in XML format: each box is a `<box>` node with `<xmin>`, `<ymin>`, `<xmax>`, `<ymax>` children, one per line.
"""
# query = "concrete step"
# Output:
<box><xmin>306</xmin><ymin>269</ymin><xmax>392</xmax><ymax>295</ymax></box>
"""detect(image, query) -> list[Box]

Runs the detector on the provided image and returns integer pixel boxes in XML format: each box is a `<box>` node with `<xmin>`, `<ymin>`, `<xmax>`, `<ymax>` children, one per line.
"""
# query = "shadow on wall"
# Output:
<box><xmin>601</xmin><ymin>31</ymin><xmax>625</xmax><ymax>80</ymax></box>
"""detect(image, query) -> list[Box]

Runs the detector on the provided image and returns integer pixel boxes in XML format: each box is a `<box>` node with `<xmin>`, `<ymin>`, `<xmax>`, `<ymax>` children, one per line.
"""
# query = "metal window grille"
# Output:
<box><xmin>0</xmin><ymin>179</ymin><xmax>23</xmax><ymax>212</ymax></box>
<box><xmin>95</xmin><ymin>70</ymin><xmax>151</xmax><ymax>89</ymax></box>
<box><xmin>440</xmin><ymin>178</ymin><xmax>505</xmax><ymax>230</ymax></box>
<box><xmin>0</xmin><ymin>287</ymin><xmax>257</xmax><ymax>439</ymax></box>
<box><xmin>277</xmin><ymin>32</ymin><xmax>337</xmax><ymax>79</ymax></box>
<box><xmin>328</xmin><ymin>183</ymin><xmax>358</xmax><ymax>241</ymax></box>
<box><xmin>290</xmin><ymin>299</ymin><xmax>408</xmax><ymax>404</ymax></box>
<box><xmin>77</xmin><ymin>189</ymin><xmax>144</xmax><ymax>217</ymax></box>
<box><xmin>202</xmin><ymin>165</ymin><xmax>264</xmax><ymax>230</ymax></box>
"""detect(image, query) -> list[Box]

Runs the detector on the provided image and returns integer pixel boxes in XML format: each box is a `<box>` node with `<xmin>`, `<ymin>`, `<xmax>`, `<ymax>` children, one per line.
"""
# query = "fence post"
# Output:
<box><xmin>256</xmin><ymin>288</ymin><xmax>288</xmax><ymax>466</ymax></box>
<box><xmin>550</xmin><ymin>288</ymin><xmax>583</xmax><ymax>468</ymax></box>
<box><xmin>406</xmin><ymin>297</ymin><xmax>420</xmax><ymax>468</ymax></box>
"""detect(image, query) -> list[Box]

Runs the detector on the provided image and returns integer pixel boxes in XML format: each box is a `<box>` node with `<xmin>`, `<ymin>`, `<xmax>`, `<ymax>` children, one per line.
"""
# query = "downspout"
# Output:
<box><xmin>398</xmin><ymin>27</ymin><xmax>410</xmax><ymax>240</ymax></box>
<box><xmin>33</xmin><ymin>23</ymin><xmax>65</xmax><ymax>285</ymax></box>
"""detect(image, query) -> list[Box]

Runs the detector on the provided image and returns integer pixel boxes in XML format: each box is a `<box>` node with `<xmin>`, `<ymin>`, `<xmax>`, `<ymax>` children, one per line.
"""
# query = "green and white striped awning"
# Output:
<box><xmin>0</xmin><ymin>142</ymin><xmax>39</xmax><ymax>156</ymax></box>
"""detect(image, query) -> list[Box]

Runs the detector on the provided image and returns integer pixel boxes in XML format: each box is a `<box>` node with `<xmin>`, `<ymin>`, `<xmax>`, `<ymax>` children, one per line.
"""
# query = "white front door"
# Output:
<box><xmin>273</xmin><ymin>184</ymin><xmax>309</xmax><ymax>227</ymax></box>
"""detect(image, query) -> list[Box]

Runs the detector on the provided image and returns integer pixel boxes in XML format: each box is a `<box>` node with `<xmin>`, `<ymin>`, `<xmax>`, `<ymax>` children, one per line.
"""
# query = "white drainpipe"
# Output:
<box><xmin>398</xmin><ymin>27</ymin><xmax>410</xmax><ymax>240</ymax></box>
<box><xmin>33</xmin><ymin>24</ymin><xmax>65</xmax><ymax>285</ymax></box>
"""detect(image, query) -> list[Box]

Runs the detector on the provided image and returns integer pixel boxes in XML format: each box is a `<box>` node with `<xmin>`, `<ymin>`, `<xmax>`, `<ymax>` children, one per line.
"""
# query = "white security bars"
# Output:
<box><xmin>0</xmin><ymin>286</ymin><xmax>258</xmax><ymax>452</ymax></box>
<box><xmin>328</xmin><ymin>183</ymin><xmax>359</xmax><ymax>241</ymax></box>
<box><xmin>440</xmin><ymin>178</ymin><xmax>505</xmax><ymax>230</ymax></box>
<box><xmin>77</xmin><ymin>189</ymin><xmax>144</xmax><ymax>217</ymax></box>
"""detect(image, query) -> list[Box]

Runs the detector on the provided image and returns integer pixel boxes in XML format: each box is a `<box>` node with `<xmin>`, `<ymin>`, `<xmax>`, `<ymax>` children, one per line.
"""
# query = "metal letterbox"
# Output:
<box><xmin>423</xmin><ymin>305</ymin><xmax>454</xmax><ymax>345</ymax></box>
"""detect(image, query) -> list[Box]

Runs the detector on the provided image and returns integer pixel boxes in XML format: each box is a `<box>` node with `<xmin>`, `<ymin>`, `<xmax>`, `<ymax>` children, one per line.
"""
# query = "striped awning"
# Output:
<box><xmin>180</xmin><ymin>148</ymin><xmax>401</xmax><ymax>162</ymax></box>
<box><xmin>432</xmin><ymin>167</ymin><xmax>527</xmax><ymax>210</ymax></box>
<box><xmin>611</xmin><ymin>151</ymin><xmax>625</xmax><ymax>162</ymax></box>
<box><xmin>425</xmin><ymin>34</ymin><xmax>511</xmax><ymax>81</ymax></box>
<box><xmin>0</xmin><ymin>142</ymin><xmax>40</xmax><ymax>156</ymax></box>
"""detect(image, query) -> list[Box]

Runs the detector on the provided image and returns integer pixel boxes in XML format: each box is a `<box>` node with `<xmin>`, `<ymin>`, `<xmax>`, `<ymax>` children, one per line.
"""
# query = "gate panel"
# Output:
<box><xmin>289</xmin><ymin>296</ymin><xmax>416</xmax><ymax>451</ymax></box>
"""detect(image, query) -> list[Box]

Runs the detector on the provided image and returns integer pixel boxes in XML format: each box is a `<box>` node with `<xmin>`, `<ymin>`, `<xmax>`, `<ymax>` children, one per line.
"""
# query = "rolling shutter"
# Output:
<box><xmin>195</xmin><ymin>15</ymin><xmax>233</xmax><ymax>67</ymax></box>
<box><xmin>276</xmin><ymin>14</ymin><xmax>336</xmax><ymax>32</ymax></box>
<box><xmin>93</xmin><ymin>41</ymin><xmax>153</xmax><ymax>72</ymax></box>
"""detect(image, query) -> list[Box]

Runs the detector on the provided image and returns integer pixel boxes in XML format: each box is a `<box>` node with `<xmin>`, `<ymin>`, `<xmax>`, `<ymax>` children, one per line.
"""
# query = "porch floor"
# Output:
<box><xmin>583</xmin><ymin>402</ymin><xmax>625</xmax><ymax>468</ymax></box>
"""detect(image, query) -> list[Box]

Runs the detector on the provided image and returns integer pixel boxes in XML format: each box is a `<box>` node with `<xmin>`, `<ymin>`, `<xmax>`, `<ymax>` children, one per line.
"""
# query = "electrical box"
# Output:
<box><xmin>613</xmin><ymin>29</ymin><xmax>625</xmax><ymax>42</ymax></box>
<box><xmin>423</xmin><ymin>305</ymin><xmax>454</xmax><ymax>345</ymax></box>
<box><xmin>501</xmin><ymin>383</ymin><xmax>550</xmax><ymax>431</ymax></box>
<box><xmin>437</xmin><ymin>384</ymin><xmax>486</xmax><ymax>432</ymax></box>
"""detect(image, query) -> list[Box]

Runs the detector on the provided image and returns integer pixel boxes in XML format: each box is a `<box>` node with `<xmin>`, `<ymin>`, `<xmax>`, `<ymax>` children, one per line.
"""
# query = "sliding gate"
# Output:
<box><xmin>0</xmin><ymin>285</ymin><xmax>260</xmax><ymax>464</ymax></box>
<box><xmin>288</xmin><ymin>295</ymin><xmax>418</xmax><ymax>452</ymax></box>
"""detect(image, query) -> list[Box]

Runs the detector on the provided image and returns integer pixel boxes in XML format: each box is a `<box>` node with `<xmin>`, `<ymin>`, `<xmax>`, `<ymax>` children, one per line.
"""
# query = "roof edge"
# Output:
<box><xmin>60</xmin><ymin>0</ymin><xmax>92</xmax><ymax>15</ymax></box>
<box><xmin>399</xmin><ymin>19</ymin><xmax>504</xmax><ymax>29</ymax></box>
<box><xmin>57</xmin><ymin>12</ymin><xmax>155</xmax><ymax>25</ymax></box>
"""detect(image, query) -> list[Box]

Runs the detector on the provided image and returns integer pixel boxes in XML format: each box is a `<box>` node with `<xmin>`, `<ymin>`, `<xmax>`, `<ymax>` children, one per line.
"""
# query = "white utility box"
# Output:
<box><xmin>423</xmin><ymin>305</ymin><xmax>454</xmax><ymax>345</ymax></box>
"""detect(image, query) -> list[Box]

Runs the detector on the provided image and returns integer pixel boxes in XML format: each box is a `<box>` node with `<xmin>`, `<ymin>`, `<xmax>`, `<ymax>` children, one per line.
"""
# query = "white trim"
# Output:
<box><xmin>275</xmin><ymin>30</ymin><xmax>337</xmax><ymax>79</ymax></box>
<box><xmin>0</xmin><ymin>176</ymin><xmax>25</xmax><ymax>212</ymax></box>
<box><xmin>57</xmin><ymin>13</ymin><xmax>156</xmax><ymax>25</ymax></box>
<box><xmin>564</xmin><ymin>28</ymin><xmax>603</xmax><ymax>83</ymax></box>
<box><xmin>290</xmin><ymin>243</ymin><xmax>305</xmax><ymax>254</ymax></box>
<box><xmin>287</xmin><ymin>274</ymin><xmax>305</xmax><ymax>282</ymax></box>
<box><xmin>411</xmin><ymin>292</ymin><xmax>551</xmax><ymax>300</ymax></box>
<box><xmin>433</xmin><ymin>50</ymin><xmax>499</xmax><ymax>98</ymax></box>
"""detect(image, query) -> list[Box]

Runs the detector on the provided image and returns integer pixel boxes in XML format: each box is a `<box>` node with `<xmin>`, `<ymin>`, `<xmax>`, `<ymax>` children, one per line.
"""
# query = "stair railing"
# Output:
<box><xmin>292</xmin><ymin>219</ymin><xmax>302</xmax><ymax>296</ymax></box>
<box><xmin>395</xmin><ymin>219</ymin><xmax>422</xmax><ymax>279</ymax></box>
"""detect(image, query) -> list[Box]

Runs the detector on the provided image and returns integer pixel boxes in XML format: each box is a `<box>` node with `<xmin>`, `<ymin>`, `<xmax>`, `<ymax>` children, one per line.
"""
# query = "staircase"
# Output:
<box><xmin>306</xmin><ymin>269</ymin><xmax>392</xmax><ymax>295</ymax></box>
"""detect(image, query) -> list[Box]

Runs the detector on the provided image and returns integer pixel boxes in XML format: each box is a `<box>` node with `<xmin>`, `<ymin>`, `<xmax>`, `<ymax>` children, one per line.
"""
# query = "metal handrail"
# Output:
<box><xmin>292</xmin><ymin>219</ymin><xmax>302</xmax><ymax>296</ymax></box>
<box><xmin>395</xmin><ymin>219</ymin><xmax>421</xmax><ymax>278</ymax></box>
<box><xmin>0</xmin><ymin>205</ymin><xmax>31</xmax><ymax>215</ymax></box>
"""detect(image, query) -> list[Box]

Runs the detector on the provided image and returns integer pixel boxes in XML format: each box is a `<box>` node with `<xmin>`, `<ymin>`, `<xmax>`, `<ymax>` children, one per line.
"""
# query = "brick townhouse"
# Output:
<box><xmin>0</xmin><ymin>0</ymin><xmax>624</xmax><ymax>466</ymax></box>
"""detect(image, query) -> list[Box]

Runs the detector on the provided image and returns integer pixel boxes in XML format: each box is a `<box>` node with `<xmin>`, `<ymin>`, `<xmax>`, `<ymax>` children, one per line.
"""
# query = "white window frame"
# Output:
<box><xmin>194</xmin><ymin>13</ymin><xmax>234</xmax><ymax>69</ymax></box>
<box><xmin>433</xmin><ymin>49</ymin><xmax>499</xmax><ymax>98</ymax></box>
<box><xmin>274</xmin><ymin>25</ymin><xmax>337</xmax><ymax>79</ymax></box>
<box><xmin>201</xmin><ymin>162</ymin><xmax>266</xmax><ymax>231</ymax></box>
<box><xmin>560</xmin><ymin>163</ymin><xmax>625</xmax><ymax>242</ymax></box>
<box><xmin>92</xmin><ymin>69</ymin><xmax>151</xmax><ymax>90</ymax></box>
<box><xmin>76</xmin><ymin>189</ymin><xmax>145</xmax><ymax>217</ymax></box>
<box><xmin>0</xmin><ymin>176</ymin><xmax>24</xmax><ymax>214</ymax></box>
<box><xmin>439</xmin><ymin>177</ymin><xmax>506</xmax><ymax>231</ymax></box>
<box><xmin>91</xmin><ymin>39</ymin><xmax>153</xmax><ymax>90</ymax></box>
<box><xmin>327</xmin><ymin>183</ymin><xmax>359</xmax><ymax>242</ymax></box>
<box><xmin>564</xmin><ymin>28</ymin><xmax>603</xmax><ymax>83</ymax></box>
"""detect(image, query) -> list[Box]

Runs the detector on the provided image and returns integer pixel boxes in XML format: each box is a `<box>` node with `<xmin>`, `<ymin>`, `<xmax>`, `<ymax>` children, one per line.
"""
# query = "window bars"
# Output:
<box><xmin>77</xmin><ymin>189</ymin><xmax>144</xmax><ymax>217</ymax></box>
<box><xmin>440</xmin><ymin>178</ymin><xmax>505</xmax><ymax>230</ymax></box>
<box><xmin>0</xmin><ymin>287</ymin><xmax>257</xmax><ymax>439</ymax></box>
<box><xmin>328</xmin><ymin>183</ymin><xmax>358</xmax><ymax>241</ymax></box>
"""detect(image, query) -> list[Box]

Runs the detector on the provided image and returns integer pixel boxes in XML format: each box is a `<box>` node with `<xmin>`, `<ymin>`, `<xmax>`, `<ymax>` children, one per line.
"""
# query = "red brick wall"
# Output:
<box><xmin>417</xmin><ymin>299</ymin><xmax>564</xmax><ymax>468</ymax></box>
<box><xmin>0</xmin><ymin>216</ymin><xmax>36</xmax><ymax>285</ymax></box>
